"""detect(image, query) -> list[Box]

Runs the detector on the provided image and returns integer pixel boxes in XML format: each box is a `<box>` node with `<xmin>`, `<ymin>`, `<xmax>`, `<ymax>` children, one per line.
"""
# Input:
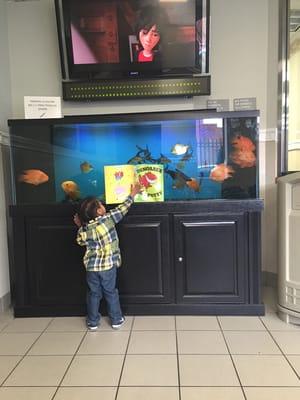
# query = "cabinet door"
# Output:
<box><xmin>26</xmin><ymin>217</ymin><xmax>86</xmax><ymax>305</ymax></box>
<box><xmin>174</xmin><ymin>213</ymin><xmax>247</xmax><ymax>304</ymax></box>
<box><xmin>117</xmin><ymin>214</ymin><xmax>173</xmax><ymax>303</ymax></box>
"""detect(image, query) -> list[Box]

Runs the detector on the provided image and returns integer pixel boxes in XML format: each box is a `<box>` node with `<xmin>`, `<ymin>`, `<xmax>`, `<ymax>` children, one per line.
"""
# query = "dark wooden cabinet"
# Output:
<box><xmin>9</xmin><ymin>200</ymin><xmax>264</xmax><ymax>316</ymax></box>
<box><xmin>117</xmin><ymin>214</ymin><xmax>173</xmax><ymax>304</ymax></box>
<box><xmin>174</xmin><ymin>213</ymin><xmax>246</xmax><ymax>304</ymax></box>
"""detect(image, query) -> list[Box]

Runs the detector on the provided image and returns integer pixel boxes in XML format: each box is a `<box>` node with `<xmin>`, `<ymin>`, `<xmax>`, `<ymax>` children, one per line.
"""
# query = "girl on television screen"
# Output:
<box><xmin>134</xmin><ymin>5</ymin><xmax>166</xmax><ymax>63</ymax></box>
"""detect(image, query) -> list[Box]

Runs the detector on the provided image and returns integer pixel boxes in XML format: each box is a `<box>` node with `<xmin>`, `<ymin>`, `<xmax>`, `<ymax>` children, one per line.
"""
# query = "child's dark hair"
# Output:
<box><xmin>79</xmin><ymin>197</ymin><xmax>103</xmax><ymax>224</ymax></box>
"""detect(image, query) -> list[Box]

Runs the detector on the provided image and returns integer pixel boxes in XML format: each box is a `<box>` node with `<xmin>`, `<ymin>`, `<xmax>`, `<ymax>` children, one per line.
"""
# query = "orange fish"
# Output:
<box><xmin>80</xmin><ymin>161</ymin><xmax>93</xmax><ymax>173</ymax></box>
<box><xmin>138</xmin><ymin>172</ymin><xmax>157</xmax><ymax>189</ymax></box>
<box><xmin>231</xmin><ymin>135</ymin><xmax>256</xmax><ymax>152</ymax></box>
<box><xmin>209</xmin><ymin>164</ymin><xmax>234</xmax><ymax>182</ymax></box>
<box><xmin>186</xmin><ymin>178</ymin><xmax>200</xmax><ymax>192</ymax></box>
<box><xmin>230</xmin><ymin>150</ymin><xmax>256</xmax><ymax>168</ymax></box>
<box><xmin>18</xmin><ymin>169</ymin><xmax>49</xmax><ymax>186</ymax></box>
<box><xmin>61</xmin><ymin>180</ymin><xmax>80</xmax><ymax>200</ymax></box>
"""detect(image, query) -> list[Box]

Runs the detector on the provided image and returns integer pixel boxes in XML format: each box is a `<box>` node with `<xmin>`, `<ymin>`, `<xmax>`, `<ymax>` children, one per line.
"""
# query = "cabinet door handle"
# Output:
<box><xmin>178</xmin><ymin>257</ymin><xmax>183</xmax><ymax>262</ymax></box>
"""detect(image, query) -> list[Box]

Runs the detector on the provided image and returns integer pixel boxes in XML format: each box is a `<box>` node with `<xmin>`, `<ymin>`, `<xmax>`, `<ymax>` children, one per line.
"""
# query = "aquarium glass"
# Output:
<box><xmin>9</xmin><ymin>112</ymin><xmax>259</xmax><ymax>204</ymax></box>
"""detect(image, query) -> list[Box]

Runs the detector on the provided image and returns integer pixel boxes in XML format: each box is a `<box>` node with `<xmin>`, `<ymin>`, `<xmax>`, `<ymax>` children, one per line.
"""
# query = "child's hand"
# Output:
<box><xmin>130</xmin><ymin>182</ymin><xmax>142</xmax><ymax>198</ymax></box>
<box><xmin>73</xmin><ymin>213</ymin><xmax>82</xmax><ymax>227</ymax></box>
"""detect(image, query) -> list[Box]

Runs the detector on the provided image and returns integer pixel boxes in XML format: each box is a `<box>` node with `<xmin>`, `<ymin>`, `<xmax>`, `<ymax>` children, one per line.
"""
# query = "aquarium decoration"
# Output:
<box><xmin>104</xmin><ymin>164</ymin><xmax>164</xmax><ymax>204</ymax></box>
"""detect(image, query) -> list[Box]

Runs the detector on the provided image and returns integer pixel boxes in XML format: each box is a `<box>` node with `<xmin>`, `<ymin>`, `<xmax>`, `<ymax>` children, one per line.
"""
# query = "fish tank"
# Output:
<box><xmin>8</xmin><ymin>110</ymin><xmax>259</xmax><ymax>205</ymax></box>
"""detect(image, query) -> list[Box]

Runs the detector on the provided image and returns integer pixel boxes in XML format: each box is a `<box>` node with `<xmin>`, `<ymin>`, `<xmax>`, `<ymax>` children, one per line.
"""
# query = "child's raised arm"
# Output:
<box><xmin>108</xmin><ymin>183</ymin><xmax>142</xmax><ymax>224</ymax></box>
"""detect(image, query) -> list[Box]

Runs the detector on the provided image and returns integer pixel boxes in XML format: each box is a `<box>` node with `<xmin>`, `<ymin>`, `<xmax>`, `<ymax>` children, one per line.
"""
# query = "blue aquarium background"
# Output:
<box><xmin>10</xmin><ymin>112</ymin><xmax>259</xmax><ymax>205</ymax></box>
<box><xmin>52</xmin><ymin>118</ymin><xmax>225</xmax><ymax>202</ymax></box>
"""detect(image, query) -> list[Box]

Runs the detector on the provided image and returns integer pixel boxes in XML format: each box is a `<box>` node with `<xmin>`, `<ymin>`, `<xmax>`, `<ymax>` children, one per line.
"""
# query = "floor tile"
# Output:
<box><xmin>2</xmin><ymin>318</ymin><xmax>52</xmax><ymax>333</ymax></box>
<box><xmin>260</xmin><ymin>313</ymin><xmax>300</xmax><ymax>331</ymax></box>
<box><xmin>224</xmin><ymin>331</ymin><xmax>281</xmax><ymax>354</ymax></box>
<box><xmin>177</xmin><ymin>331</ymin><xmax>228</xmax><ymax>354</ymax></box>
<box><xmin>0</xmin><ymin>387</ymin><xmax>56</xmax><ymax>400</ymax></box>
<box><xmin>179</xmin><ymin>355</ymin><xmax>239</xmax><ymax>386</ymax></box>
<box><xmin>0</xmin><ymin>333</ymin><xmax>40</xmax><ymax>355</ymax></box>
<box><xmin>180</xmin><ymin>387</ymin><xmax>245</xmax><ymax>400</ymax></box>
<box><xmin>132</xmin><ymin>316</ymin><xmax>175</xmax><ymax>330</ymax></box>
<box><xmin>46</xmin><ymin>317</ymin><xmax>87</xmax><ymax>332</ymax></box>
<box><xmin>244</xmin><ymin>387</ymin><xmax>300</xmax><ymax>400</ymax></box>
<box><xmin>0</xmin><ymin>356</ymin><xmax>21</xmax><ymax>384</ymax></box>
<box><xmin>117</xmin><ymin>387</ymin><xmax>180</xmax><ymax>400</ymax></box>
<box><xmin>100</xmin><ymin>317</ymin><xmax>133</xmax><ymax>331</ymax></box>
<box><xmin>77</xmin><ymin>331</ymin><xmax>129</xmax><ymax>354</ymax></box>
<box><xmin>218</xmin><ymin>316</ymin><xmax>266</xmax><ymax>331</ymax></box>
<box><xmin>54</xmin><ymin>387</ymin><xmax>117</xmax><ymax>400</ymax></box>
<box><xmin>233</xmin><ymin>355</ymin><xmax>300</xmax><ymax>386</ymax></box>
<box><xmin>28</xmin><ymin>332</ymin><xmax>85</xmax><ymax>355</ymax></box>
<box><xmin>120</xmin><ymin>354</ymin><xmax>178</xmax><ymax>386</ymax></box>
<box><xmin>271</xmin><ymin>331</ymin><xmax>300</xmax><ymax>354</ymax></box>
<box><xmin>3</xmin><ymin>355</ymin><xmax>72</xmax><ymax>386</ymax></box>
<box><xmin>127</xmin><ymin>331</ymin><xmax>176</xmax><ymax>354</ymax></box>
<box><xmin>176</xmin><ymin>316</ymin><xmax>220</xmax><ymax>331</ymax></box>
<box><xmin>286</xmin><ymin>355</ymin><xmax>300</xmax><ymax>376</ymax></box>
<box><xmin>61</xmin><ymin>355</ymin><xmax>123</xmax><ymax>386</ymax></box>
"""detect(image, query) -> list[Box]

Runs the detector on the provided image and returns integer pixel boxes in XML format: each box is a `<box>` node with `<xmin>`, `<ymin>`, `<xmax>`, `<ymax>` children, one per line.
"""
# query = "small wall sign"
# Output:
<box><xmin>207</xmin><ymin>99</ymin><xmax>230</xmax><ymax>112</ymax></box>
<box><xmin>24</xmin><ymin>96</ymin><xmax>62</xmax><ymax>119</ymax></box>
<box><xmin>233</xmin><ymin>97</ymin><xmax>257</xmax><ymax>111</ymax></box>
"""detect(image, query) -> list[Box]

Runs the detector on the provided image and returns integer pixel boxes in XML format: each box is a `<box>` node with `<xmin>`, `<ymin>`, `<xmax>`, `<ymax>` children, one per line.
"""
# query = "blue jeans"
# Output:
<box><xmin>86</xmin><ymin>267</ymin><xmax>123</xmax><ymax>326</ymax></box>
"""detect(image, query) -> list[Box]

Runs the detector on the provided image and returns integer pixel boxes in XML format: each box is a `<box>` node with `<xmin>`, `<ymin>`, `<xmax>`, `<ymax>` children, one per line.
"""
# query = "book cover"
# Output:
<box><xmin>104</xmin><ymin>164</ymin><xmax>164</xmax><ymax>204</ymax></box>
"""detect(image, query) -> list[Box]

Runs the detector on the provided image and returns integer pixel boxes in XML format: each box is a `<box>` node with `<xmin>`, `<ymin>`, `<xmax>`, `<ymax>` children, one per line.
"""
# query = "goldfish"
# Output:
<box><xmin>230</xmin><ymin>150</ymin><xmax>256</xmax><ymax>168</ymax></box>
<box><xmin>209</xmin><ymin>163</ymin><xmax>235</xmax><ymax>182</ymax></box>
<box><xmin>171</xmin><ymin>144</ymin><xmax>190</xmax><ymax>156</ymax></box>
<box><xmin>61</xmin><ymin>180</ymin><xmax>80</xmax><ymax>200</ymax></box>
<box><xmin>186</xmin><ymin>178</ymin><xmax>200</xmax><ymax>192</ymax></box>
<box><xmin>231</xmin><ymin>135</ymin><xmax>255</xmax><ymax>152</ymax></box>
<box><xmin>18</xmin><ymin>169</ymin><xmax>49</xmax><ymax>186</ymax></box>
<box><xmin>165</xmin><ymin>167</ymin><xmax>200</xmax><ymax>192</ymax></box>
<box><xmin>80</xmin><ymin>161</ymin><xmax>93</xmax><ymax>173</ymax></box>
<box><xmin>138</xmin><ymin>172</ymin><xmax>157</xmax><ymax>189</ymax></box>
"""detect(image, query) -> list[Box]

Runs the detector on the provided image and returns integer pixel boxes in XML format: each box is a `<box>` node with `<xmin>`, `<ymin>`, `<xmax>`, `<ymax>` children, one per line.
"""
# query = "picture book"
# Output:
<box><xmin>104</xmin><ymin>164</ymin><xmax>164</xmax><ymax>204</ymax></box>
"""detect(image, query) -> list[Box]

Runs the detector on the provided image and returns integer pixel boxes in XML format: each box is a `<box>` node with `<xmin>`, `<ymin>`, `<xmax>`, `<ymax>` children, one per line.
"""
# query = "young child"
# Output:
<box><xmin>73</xmin><ymin>183</ymin><xmax>141</xmax><ymax>331</ymax></box>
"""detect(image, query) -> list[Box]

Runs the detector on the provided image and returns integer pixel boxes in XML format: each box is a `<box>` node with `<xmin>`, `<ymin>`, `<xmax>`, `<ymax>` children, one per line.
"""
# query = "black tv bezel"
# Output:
<box><xmin>55</xmin><ymin>0</ymin><xmax>210</xmax><ymax>81</ymax></box>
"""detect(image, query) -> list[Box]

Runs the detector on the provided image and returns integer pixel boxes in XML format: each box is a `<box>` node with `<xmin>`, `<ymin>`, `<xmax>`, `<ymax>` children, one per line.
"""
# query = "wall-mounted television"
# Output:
<box><xmin>55</xmin><ymin>0</ymin><xmax>210</xmax><ymax>81</ymax></box>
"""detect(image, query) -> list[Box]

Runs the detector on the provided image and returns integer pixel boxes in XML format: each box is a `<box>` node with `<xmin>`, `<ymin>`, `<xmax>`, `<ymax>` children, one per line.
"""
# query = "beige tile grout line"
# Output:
<box><xmin>0</xmin><ymin>317</ymin><xmax>55</xmax><ymax>387</ymax></box>
<box><xmin>216</xmin><ymin>316</ymin><xmax>247</xmax><ymax>400</ymax></box>
<box><xmin>50</xmin><ymin>322</ymin><xmax>90</xmax><ymax>400</ymax></box>
<box><xmin>174</xmin><ymin>316</ymin><xmax>182</xmax><ymax>400</ymax></box>
<box><xmin>114</xmin><ymin>316</ymin><xmax>135</xmax><ymax>400</ymax></box>
<box><xmin>259</xmin><ymin>316</ymin><xmax>300</xmax><ymax>381</ymax></box>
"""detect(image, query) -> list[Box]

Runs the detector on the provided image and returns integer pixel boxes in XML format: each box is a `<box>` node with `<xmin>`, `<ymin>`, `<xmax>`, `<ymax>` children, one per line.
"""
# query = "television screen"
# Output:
<box><xmin>55</xmin><ymin>0</ymin><xmax>209</xmax><ymax>79</ymax></box>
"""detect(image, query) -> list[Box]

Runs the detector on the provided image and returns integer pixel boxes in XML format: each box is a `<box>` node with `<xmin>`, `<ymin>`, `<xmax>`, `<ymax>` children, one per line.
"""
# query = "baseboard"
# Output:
<box><xmin>0</xmin><ymin>292</ymin><xmax>11</xmax><ymax>312</ymax></box>
<box><xmin>262</xmin><ymin>271</ymin><xmax>277</xmax><ymax>288</ymax></box>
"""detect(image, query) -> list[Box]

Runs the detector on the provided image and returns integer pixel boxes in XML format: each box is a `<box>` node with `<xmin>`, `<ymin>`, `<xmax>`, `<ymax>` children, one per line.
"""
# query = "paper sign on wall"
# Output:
<box><xmin>24</xmin><ymin>96</ymin><xmax>62</xmax><ymax>119</ymax></box>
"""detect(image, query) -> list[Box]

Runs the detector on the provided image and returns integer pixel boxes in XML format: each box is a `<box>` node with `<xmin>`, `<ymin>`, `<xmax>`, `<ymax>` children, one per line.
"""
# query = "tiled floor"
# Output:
<box><xmin>0</xmin><ymin>287</ymin><xmax>300</xmax><ymax>399</ymax></box>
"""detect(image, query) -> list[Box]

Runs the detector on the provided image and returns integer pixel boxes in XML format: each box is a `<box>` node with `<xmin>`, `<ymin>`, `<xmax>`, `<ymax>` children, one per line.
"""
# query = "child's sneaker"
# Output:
<box><xmin>87</xmin><ymin>323</ymin><xmax>98</xmax><ymax>331</ymax></box>
<box><xmin>112</xmin><ymin>317</ymin><xmax>125</xmax><ymax>329</ymax></box>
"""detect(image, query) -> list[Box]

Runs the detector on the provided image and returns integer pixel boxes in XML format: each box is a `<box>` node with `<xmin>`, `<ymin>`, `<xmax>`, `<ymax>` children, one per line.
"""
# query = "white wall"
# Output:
<box><xmin>0</xmin><ymin>0</ymin><xmax>12</xmax><ymax>300</ymax></box>
<box><xmin>5</xmin><ymin>0</ymin><xmax>279</xmax><ymax>275</ymax></box>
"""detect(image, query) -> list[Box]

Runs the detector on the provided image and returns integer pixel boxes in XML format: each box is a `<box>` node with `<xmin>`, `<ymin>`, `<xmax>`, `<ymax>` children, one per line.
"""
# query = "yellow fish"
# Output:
<box><xmin>61</xmin><ymin>181</ymin><xmax>80</xmax><ymax>200</ymax></box>
<box><xmin>171</xmin><ymin>144</ymin><xmax>190</xmax><ymax>156</ymax></box>
<box><xmin>18</xmin><ymin>169</ymin><xmax>49</xmax><ymax>186</ymax></box>
<box><xmin>80</xmin><ymin>161</ymin><xmax>93</xmax><ymax>173</ymax></box>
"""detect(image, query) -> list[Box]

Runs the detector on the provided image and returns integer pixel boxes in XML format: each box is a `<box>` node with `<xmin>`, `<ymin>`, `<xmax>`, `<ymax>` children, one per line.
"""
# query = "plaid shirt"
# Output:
<box><xmin>76</xmin><ymin>196</ymin><xmax>133</xmax><ymax>271</ymax></box>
